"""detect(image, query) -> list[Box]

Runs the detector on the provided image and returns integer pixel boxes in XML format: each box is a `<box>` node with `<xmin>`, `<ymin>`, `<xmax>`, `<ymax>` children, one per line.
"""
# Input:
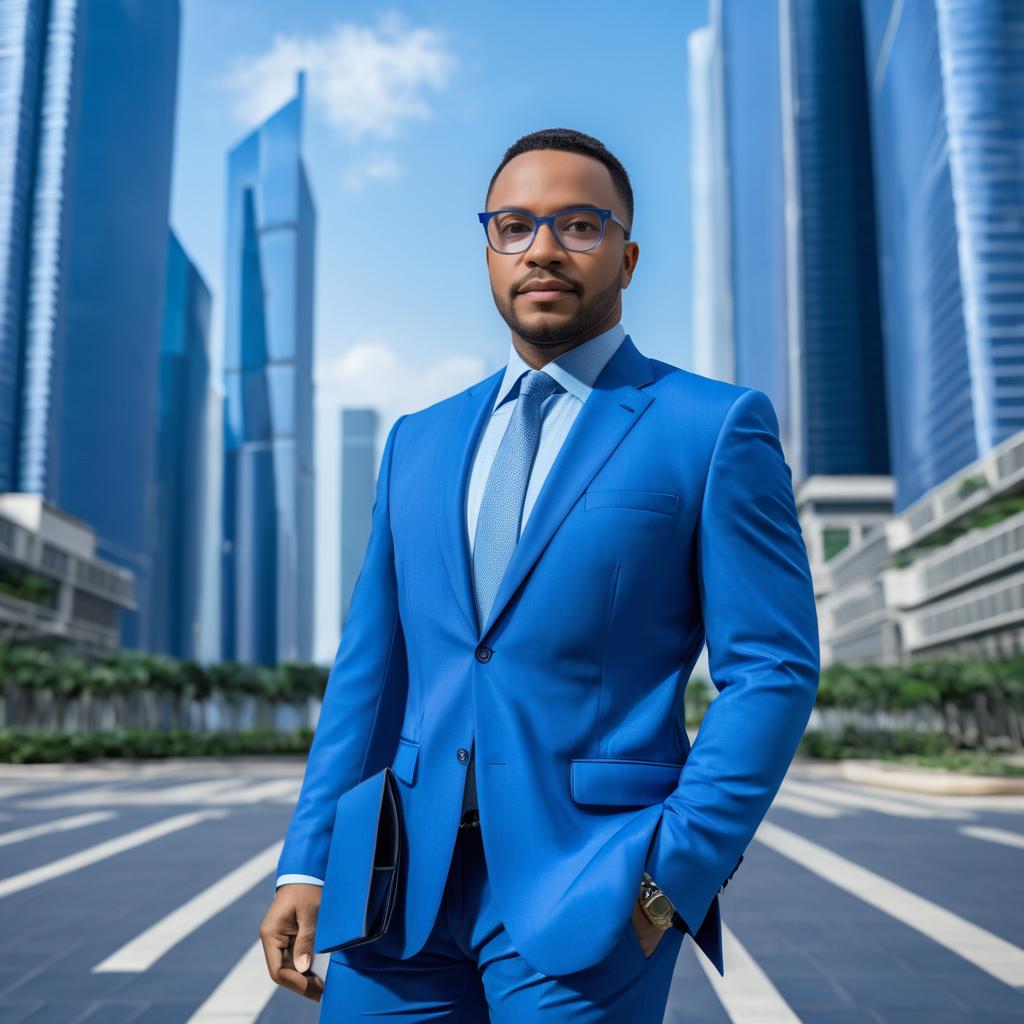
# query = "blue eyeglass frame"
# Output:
<box><xmin>477</xmin><ymin>206</ymin><xmax>631</xmax><ymax>253</ymax></box>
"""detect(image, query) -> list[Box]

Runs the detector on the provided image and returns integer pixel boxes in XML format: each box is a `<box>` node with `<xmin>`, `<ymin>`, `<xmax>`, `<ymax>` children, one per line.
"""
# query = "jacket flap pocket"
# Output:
<box><xmin>570</xmin><ymin>757</ymin><xmax>684</xmax><ymax>807</ymax></box>
<box><xmin>584</xmin><ymin>489</ymin><xmax>678</xmax><ymax>515</ymax></box>
<box><xmin>391</xmin><ymin>737</ymin><xmax>420</xmax><ymax>785</ymax></box>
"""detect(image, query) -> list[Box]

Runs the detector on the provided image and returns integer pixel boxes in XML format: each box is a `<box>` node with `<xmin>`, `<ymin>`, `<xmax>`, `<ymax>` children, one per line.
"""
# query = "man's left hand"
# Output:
<box><xmin>630</xmin><ymin>896</ymin><xmax>668</xmax><ymax>958</ymax></box>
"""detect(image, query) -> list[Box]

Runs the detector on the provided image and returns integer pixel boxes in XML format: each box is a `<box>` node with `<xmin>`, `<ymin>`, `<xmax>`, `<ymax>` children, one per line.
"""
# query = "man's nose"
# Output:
<box><xmin>526</xmin><ymin>220</ymin><xmax>566</xmax><ymax>262</ymax></box>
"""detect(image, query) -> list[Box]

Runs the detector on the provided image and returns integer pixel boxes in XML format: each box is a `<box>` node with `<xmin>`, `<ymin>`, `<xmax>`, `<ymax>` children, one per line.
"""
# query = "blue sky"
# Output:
<box><xmin>171</xmin><ymin>0</ymin><xmax>709</xmax><ymax>658</ymax></box>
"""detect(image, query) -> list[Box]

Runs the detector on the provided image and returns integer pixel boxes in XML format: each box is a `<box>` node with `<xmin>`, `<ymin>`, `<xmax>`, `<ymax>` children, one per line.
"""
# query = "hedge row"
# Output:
<box><xmin>4</xmin><ymin>638</ymin><xmax>1024</xmax><ymax>713</ymax></box>
<box><xmin>0</xmin><ymin>638</ymin><xmax>328</xmax><ymax>703</ymax></box>
<box><xmin>0</xmin><ymin>727</ymin><xmax>314</xmax><ymax>764</ymax></box>
<box><xmin>816</xmin><ymin>658</ymin><xmax>1024</xmax><ymax>710</ymax></box>
<box><xmin>799</xmin><ymin>725</ymin><xmax>1024</xmax><ymax>776</ymax></box>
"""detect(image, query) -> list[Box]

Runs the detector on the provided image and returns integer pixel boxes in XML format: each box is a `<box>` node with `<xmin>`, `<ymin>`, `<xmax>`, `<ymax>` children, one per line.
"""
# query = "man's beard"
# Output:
<box><xmin>493</xmin><ymin>273</ymin><xmax>620</xmax><ymax>348</ymax></box>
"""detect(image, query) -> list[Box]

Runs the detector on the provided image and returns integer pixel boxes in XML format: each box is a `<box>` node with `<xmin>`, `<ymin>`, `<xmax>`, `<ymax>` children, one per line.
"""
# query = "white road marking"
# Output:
<box><xmin>94</xmin><ymin>840</ymin><xmax>283</xmax><ymax>972</ymax></box>
<box><xmin>185</xmin><ymin>939</ymin><xmax>279</xmax><ymax>1023</ymax></box>
<box><xmin>21</xmin><ymin>778</ymin><xmax>255</xmax><ymax>809</ymax></box>
<box><xmin>0</xmin><ymin>783</ymin><xmax>40</xmax><ymax>800</ymax></box>
<box><xmin>780</xmin><ymin>779</ymin><xmax>970</xmax><ymax>819</ymax></box>
<box><xmin>697</xmin><ymin>923</ymin><xmax>802</xmax><ymax>1023</ymax></box>
<box><xmin>755</xmin><ymin>819</ymin><xmax>1024</xmax><ymax>987</ymax></box>
<box><xmin>771</xmin><ymin>793</ymin><xmax>843</xmax><ymax>818</ymax></box>
<box><xmin>205</xmin><ymin>779</ymin><xmax>299</xmax><ymax>805</ymax></box>
<box><xmin>0</xmin><ymin>811</ymin><xmax>116</xmax><ymax>849</ymax></box>
<box><xmin>0</xmin><ymin>810</ymin><xmax>224</xmax><ymax>898</ymax></box>
<box><xmin>960</xmin><ymin>825</ymin><xmax>1024</xmax><ymax>850</ymax></box>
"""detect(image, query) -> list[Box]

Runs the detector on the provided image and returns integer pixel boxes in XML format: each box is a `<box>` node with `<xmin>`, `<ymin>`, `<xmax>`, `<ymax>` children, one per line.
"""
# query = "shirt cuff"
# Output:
<box><xmin>276</xmin><ymin>874</ymin><xmax>325</xmax><ymax>888</ymax></box>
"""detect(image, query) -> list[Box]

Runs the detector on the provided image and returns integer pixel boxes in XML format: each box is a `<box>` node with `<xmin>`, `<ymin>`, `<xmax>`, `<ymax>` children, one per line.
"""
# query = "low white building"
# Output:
<box><xmin>803</xmin><ymin>430</ymin><xmax>1024</xmax><ymax>666</ymax></box>
<box><xmin>0</xmin><ymin>493</ymin><xmax>135</xmax><ymax>652</ymax></box>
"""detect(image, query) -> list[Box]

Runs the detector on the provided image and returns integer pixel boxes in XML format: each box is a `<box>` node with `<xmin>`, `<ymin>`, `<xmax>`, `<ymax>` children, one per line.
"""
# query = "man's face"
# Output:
<box><xmin>484</xmin><ymin>149</ymin><xmax>639</xmax><ymax>352</ymax></box>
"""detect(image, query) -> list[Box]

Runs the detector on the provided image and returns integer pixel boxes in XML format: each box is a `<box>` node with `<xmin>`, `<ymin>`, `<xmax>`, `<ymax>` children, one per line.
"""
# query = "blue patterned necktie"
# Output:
<box><xmin>461</xmin><ymin>368</ymin><xmax>560</xmax><ymax>823</ymax></box>
<box><xmin>472</xmin><ymin>368</ymin><xmax>562</xmax><ymax>633</ymax></box>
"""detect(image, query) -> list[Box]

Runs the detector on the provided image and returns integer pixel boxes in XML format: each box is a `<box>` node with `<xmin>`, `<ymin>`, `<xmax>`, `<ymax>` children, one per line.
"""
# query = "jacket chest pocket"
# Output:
<box><xmin>584</xmin><ymin>489</ymin><xmax>678</xmax><ymax>517</ymax></box>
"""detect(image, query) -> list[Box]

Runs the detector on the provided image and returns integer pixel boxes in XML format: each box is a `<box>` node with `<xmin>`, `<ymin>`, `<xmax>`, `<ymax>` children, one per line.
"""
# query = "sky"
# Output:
<box><xmin>170</xmin><ymin>0</ymin><xmax>710</xmax><ymax>661</ymax></box>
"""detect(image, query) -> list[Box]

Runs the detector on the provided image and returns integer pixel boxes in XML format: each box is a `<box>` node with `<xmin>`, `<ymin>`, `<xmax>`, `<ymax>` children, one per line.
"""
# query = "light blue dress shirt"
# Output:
<box><xmin>277</xmin><ymin>321</ymin><xmax>628</xmax><ymax>889</ymax></box>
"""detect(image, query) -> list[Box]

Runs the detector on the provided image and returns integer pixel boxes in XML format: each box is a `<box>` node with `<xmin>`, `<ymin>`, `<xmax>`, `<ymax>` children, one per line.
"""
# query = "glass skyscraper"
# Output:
<box><xmin>702</xmin><ymin>0</ymin><xmax>889</xmax><ymax>486</ymax></box>
<box><xmin>861</xmin><ymin>0</ymin><xmax>1024</xmax><ymax>512</ymax></box>
<box><xmin>222</xmin><ymin>71</ymin><xmax>316</xmax><ymax>666</ymax></box>
<box><xmin>0</xmin><ymin>0</ymin><xmax>181</xmax><ymax>649</ymax></box>
<box><xmin>716</xmin><ymin>0</ymin><xmax>787</xmax><ymax>414</ymax></box>
<box><xmin>150</xmin><ymin>229</ymin><xmax>211</xmax><ymax>660</ymax></box>
<box><xmin>688</xmin><ymin>0</ymin><xmax>735</xmax><ymax>385</ymax></box>
<box><xmin>340</xmin><ymin>408</ymin><xmax>378</xmax><ymax>631</ymax></box>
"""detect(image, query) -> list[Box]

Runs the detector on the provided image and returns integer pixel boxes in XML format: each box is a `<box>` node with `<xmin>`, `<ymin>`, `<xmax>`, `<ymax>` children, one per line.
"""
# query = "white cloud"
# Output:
<box><xmin>312</xmin><ymin>339</ymin><xmax>488</xmax><ymax>660</ymax></box>
<box><xmin>316</xmin><ymin>338</ymin><xmax>487</xmax><ymax>429</ymax></box>
<box><xmin>338</xmin><ymin>153</ymin><xmax>402</xmax><ymax>192</ymax></box>
<box><xmin>218</xmin><ymin>9</ymin><xmax>459</xmax><ymax>141</ymax></box>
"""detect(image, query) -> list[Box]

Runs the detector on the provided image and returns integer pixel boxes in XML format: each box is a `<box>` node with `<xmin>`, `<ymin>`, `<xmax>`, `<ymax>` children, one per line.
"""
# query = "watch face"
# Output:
<box><xmin>648</xmin><ymin>894</ymin><xmax>673</xmax><ymax>918</ymax></box>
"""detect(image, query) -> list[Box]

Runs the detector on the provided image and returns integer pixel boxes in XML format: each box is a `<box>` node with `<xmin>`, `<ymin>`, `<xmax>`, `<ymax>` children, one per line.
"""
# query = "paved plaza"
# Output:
<box><xmin>0</xmin><ymin>757</ymin><xmax>1021</xmax><ymax>1023</ymax></box>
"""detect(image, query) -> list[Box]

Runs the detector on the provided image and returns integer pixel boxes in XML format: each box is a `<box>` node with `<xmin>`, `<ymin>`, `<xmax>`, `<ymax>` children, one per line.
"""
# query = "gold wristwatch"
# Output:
<box><xmin>638</xmin><ymin>871</ymin><xmax>675</xmax><ymax>930</ymax></box>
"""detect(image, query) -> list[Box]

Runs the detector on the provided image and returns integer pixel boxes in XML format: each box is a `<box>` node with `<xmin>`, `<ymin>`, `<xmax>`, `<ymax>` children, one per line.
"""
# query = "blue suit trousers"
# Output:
<box><xmin>320</xmin><ymin>823</ymin><xmax>685</xmax><ymax>1022</ymax></box>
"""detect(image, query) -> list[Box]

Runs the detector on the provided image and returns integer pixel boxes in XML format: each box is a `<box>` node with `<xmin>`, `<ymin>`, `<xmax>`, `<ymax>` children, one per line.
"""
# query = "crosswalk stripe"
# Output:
<box><xmin>186</xmin><ymin>938</ymin><xmax>279</xmax><ymax>1023</ymax></box>
<box><xmin>780</xmin><ymin>779</ymin><xmax>970</xmax><ymax>819</ymax></box>
<box><xmin>205</xmin><ymin>779</ymin><xmax>299</xmax><ymax>805</ymax></box>
<box><xmin>23</xmin><ymin>778</ymin><xmax>251</xmax><ymax>809</ymax></box>
<box><xmin>754</xmin><ymin>819</ymin><xmax>1024</xmax><ymax>987</ymax></box>
<box><xmin>0</xmin><ymin>810</ymin><xmax>224</xmax><ymax>899</ymax></box>
<box><xmin>0</xmin><ymin>783</ymin><xmax>39</xmax><ymax>800</ymax></box>
<box><xmin>0</xmin><ymin>811</ymin><xmax>116</xmax><ymax>849</ymax></box>
<box><xmin>93</xmin><ymin>840</ymin><xmax>284</xmax><ymax>972</ymax></box>
<box><xmin>698</xmin><ymin>923</ymin><xmax>802</xmax><ymax>1023</ymax></box>
<box><xmin>771</xmin><ymin>793</ymin><xmax>843</xmax><ymax>818</ymax></box>
<box><xmin>960</xmin><ymin>825</ymin><xmax>1024</xmax><ymax>850</ymax></box>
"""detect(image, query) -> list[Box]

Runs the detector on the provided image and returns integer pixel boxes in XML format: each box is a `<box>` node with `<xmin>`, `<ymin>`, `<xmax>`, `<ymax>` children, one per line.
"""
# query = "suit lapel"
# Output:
<box><xmin>434</xmin><ymin>333</ymin><xmax>656</xmax><ymax>643</ymax></box>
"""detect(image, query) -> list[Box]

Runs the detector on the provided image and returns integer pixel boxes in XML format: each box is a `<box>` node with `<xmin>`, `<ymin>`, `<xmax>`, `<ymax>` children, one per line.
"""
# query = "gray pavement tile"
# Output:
<box><xmin>941</xmin><ymin>976</ymin><xmax>1024</xmax><ymax>1013</ymax></box>
<box><xmin>11</xmin><ymin>1003</ymin><xmax>97</xmax><ymax>1024</ymax></box>
<box><xmin>769</xmin><ymin>975</ymin><xmax>859</xmax><ymax>1011</ymax></box>
<box><xmin>805</xmin><ymin>948</ymin><xmax>916</xmax><ymax>977</ymax></box>
<box><xmin>77</xmin><ymin>1004</ymin><xmax>148</xmax><ymax>1024</ymax></box>
<box><xmin>124</xmin><ymin>1006</ymin><xmax>198</xmax><ymax>1024</ymax></box>
<box><xmin>794</xmin><ymin>1011</ymin><xmax>884</xmax><ymax>1024</ymax></box>
<box><xmin>838</xmin><ymin>973</ymin><xmax>968</xmax><ymax>1011</ymax></box>
<box><xmin>255</xmin><ymin>990</ymin><xmax>320</xmax><ymax>1023</ymax></box>
<box><xmin>0</xmin><ymin>1005</ymin><xmax>42</xmax><ymax>1024</ymax></box>
<box><xmin>874</xmin><ymin>1013</ymin><xmax>991</xmax><ymax>1024</ymax></box>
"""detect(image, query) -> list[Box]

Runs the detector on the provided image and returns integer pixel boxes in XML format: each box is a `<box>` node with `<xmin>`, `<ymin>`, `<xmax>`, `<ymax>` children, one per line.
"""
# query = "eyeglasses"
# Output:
<box><xmin>477</xmin><ymin>206</ymin><xmax>630</xmax><ymax>254</ymax></box>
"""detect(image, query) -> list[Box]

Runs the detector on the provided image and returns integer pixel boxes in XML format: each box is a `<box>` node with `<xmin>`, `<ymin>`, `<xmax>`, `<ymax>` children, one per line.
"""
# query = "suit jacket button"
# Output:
<box><xmin>457</xmin><ymin>748</ymin><xmax>469</xmax><ymax>763</ymax></box>
<box><xmin>476</xmin><ymin>646</ymin><xmax>492</xmax><ymax>662</ymax></box>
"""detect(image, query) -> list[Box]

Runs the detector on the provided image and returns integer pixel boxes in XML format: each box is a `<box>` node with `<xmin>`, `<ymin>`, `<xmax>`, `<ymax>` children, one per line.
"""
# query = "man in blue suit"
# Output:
<box><xmin>260</xmin><ymin>127</ymin><xmax>820</xmax><ymax>1021</ymax></box>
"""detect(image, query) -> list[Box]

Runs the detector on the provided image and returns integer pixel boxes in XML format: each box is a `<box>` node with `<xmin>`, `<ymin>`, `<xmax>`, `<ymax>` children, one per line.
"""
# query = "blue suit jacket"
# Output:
<box><xmin>277</xmin><ymin>333</ymin><xmax>820</xmax><ymax>977</ymax></box>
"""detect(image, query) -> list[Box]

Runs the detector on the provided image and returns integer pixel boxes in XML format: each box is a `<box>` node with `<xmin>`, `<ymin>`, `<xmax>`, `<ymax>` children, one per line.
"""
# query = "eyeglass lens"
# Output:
<box><xmin>487</xmin><ymin>210</ymin><xmax>604</xmax><ymax>253</ymax></box>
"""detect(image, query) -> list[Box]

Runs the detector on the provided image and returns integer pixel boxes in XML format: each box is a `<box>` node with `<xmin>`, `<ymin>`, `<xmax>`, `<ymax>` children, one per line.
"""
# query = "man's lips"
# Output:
<box><xmin>517</xmin><ymin>281</ymin><xmax>577</xmax><ymax>302</ymax></box>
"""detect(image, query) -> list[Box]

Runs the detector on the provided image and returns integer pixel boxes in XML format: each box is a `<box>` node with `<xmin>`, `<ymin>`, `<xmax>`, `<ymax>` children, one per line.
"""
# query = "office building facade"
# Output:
<box><xmin>150</xmin><ymin>229</ymin><xmax>212</xmax><ymax>660</ymax></box>
<box><xmin>0</xmin><ymin>0</ymin><xmax>181</xmax><ymax>650</ymax></box>
<box><xmin>222</xmin><ymin>71</ymin><xmax>316</xmax><ymax>666</ymax></box>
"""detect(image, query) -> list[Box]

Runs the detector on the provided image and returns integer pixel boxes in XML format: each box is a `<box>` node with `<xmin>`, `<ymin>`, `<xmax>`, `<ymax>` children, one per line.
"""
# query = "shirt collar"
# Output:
<box><xmin>492</xmin><ymin>322</ymin><xmax>627</xmax><ymax>412</ymax></box>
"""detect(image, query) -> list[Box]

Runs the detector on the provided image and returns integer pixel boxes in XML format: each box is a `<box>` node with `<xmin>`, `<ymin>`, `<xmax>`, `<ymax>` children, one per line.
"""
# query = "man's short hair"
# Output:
<box><xmin>485</xmin><ymin>128</ymin><xmax>633</xmax><ymax>240</ymax></box>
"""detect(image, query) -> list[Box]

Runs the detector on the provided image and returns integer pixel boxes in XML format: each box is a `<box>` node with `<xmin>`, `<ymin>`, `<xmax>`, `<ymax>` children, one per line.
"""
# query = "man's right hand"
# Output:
<box><xmin>259</xmin><ymin>883</ymin><xmax>324</xmax><ymax>1001</ymax></box>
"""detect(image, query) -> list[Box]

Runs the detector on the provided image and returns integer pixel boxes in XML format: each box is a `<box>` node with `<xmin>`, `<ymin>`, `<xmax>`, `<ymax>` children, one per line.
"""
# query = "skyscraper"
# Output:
<box><xmin>715</xmin><ymin>0</ymin><xmax>788</xmax><ymax>421</ymax></box>
<box><xmin>691</xmin><ymin>0</ymin><xmax>895</xmax><ymax>579</ymax></box>
<box><xmin>687</xmin><ymin>1</ymin><xmax>735</xmax><ymax>384</ymax></box>
<box><xmin>0</xmin><ymin>0</ymin><xmax>181</xmax><ymax>649</ymax></box>
<box><xmin>339</xmin><ymin>408</ymin><xmax>379</xmax><ymax>631</ymax></box>
<box><xmin>778</xmin><ymin>0</ymin><xmax>890</xmax><ymax>484</ymax></box>
<box><xmin>861</xmin><ymin>0</ymin><xmax>1024</xmax><ymax>512</ymax></box>
<box><xmin>150</xmin><ymin>229</ymin><xmax>212</xmax><ymax>660</ymax></box>
<box><xmin>222</xmin><ymin>71</ymin><xmax>316</xmax><ymax>666</ymax></box>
